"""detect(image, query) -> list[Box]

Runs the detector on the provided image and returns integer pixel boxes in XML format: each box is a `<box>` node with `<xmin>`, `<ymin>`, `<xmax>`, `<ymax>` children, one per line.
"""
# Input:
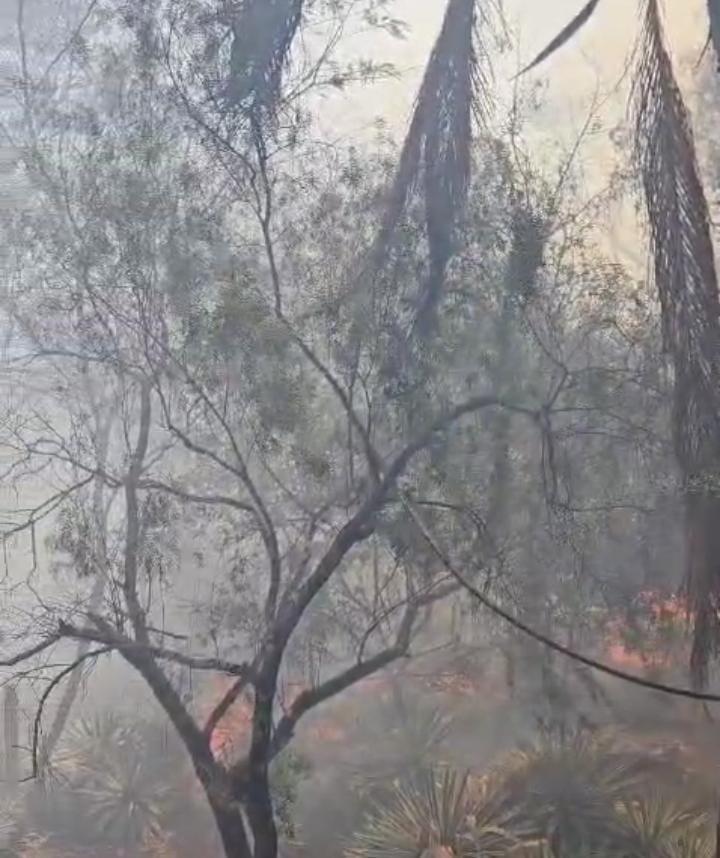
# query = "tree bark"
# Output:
<box><xmin>207</xmin><ymin>791</ymin><xmax>253</xmax><ymax>858</ymax></box>
<box><xmin>246</xmin><ymin>673</ymin><xmax>279</xmax><ymax>858</ymax></box>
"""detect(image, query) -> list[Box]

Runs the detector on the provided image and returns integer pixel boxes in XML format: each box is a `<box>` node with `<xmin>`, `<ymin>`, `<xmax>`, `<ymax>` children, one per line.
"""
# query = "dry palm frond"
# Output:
<box><xmin>346</xmin><ymin>768</ymin><xmax>516</xmax><ymax>858</ymax></box>
<box><xmin>372</xmin><ymin>0</ymin><xmax>494</xmax><ymax>332</ymax></box>
<box><xmin>516</xmin><ymin>0</ymin><xmax>602</xmax><ymax>77</ymax></box>
<box><xmin>57</xmin><ymin>714</ymin><xmax>178</xmax><ymax>846</ymax></box>
<box><xmin>709</xmin><ymin>0</ymin><xmax>720</xmax><ymax>70</ymax></box>
<box><xmin>506</xmin><ymin>841</ymin><xmax>556</xmax><ymax>858</ymax></box>
<box><xmin>617</xmin><ymin>792</ymin><xmax>710</xmax><ymax>856</ymax></box>
<box><xmin>632</xmin><ymin>0</ymin><xmax>720</xmax><ymax>687</ymax></box>
<box><xmin>494</xmin><ymin>731</ymin><xmax>647</xmax><ymax>853</ymax></box>
<box><xmin>225</xmin><ymin>0</ymin><xmax>304</xmax><ymax>112</ymax></box>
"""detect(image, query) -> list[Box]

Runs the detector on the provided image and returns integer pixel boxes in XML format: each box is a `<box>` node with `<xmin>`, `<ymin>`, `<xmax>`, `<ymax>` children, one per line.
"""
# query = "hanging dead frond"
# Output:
<box><xmin>709</xmin><ymin>0</ymin><xmax>720</xmax><ymax>70</ymax></box>
<box><xmin>372</xmin><ymin>0</ymin><xmax>494</xmax><ymax>333</ymax></box>
<box><xmin>225</xmin><ymin>0</ymin><xmax>304</xmax><ymax>112</ymax></box>
<box><xmin>633</xmin><ymin>0</ymin><xmax>720</xmax><ymax>687</ymax></box>
<box><xmin>516</xmin><ymin>0</ymin><xmax>602</xmax><ymax>77</ymax></box>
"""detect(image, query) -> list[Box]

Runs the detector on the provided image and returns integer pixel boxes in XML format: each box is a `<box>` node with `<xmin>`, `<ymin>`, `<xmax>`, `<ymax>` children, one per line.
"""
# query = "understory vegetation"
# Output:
<box><xmin>0</xmin><ymin>0</ymin><xmax>720</xmax><ymax>856</ymax></box>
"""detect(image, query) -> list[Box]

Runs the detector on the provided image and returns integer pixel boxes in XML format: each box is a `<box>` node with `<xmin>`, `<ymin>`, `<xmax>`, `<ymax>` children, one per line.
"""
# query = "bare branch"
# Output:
<box><xmin>32</xmin><ymin>645</ymin><xmax>111</xmax><ymax>778</ymax></box>
<box><xmin>269</xmin><ymin>603</ymin><xmax>418</xmax><ymax>758</ymax></box>
<box><xmin>122</xmin><ymin>380</ymin><xmax>152</xmax><ymax>642</ymax></box>
<box><xmin>0</xmin><ymin>635</ymin><xmax>61</xmax><ymax>668</ymax></box>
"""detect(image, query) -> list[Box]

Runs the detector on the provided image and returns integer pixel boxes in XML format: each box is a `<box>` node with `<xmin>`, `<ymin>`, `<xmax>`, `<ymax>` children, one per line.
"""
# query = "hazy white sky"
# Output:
<box><xmin>316</xmin><ymin>0</ymin><xmax>707</xmax><ymax>271</ymax></box>
<box><xmin>325</xmin><ymin>0</ymin><xmax>706</xmax><ymax>139</ymax></box>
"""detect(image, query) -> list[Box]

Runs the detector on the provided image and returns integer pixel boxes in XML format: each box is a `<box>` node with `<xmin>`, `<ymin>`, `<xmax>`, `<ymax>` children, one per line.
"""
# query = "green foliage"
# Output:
<box><xmin>496</xmin><ymin>730</ymin><xmax>648</xmax><ymax>853</ymax></box>
<box><xmin>346</xmin><ymin>768</ymin><xmax>518</xmax><ymax>858</ymax></box>
<box><xmin>346</xmin><ymin>697</ymin><xmax>454</xmax><ymax>804</ymax></box>
<box><xmin>51</xmin><ymin>713</ymin><xmax>184</xmax><ymax>849</ymax></box>
<box><xmin>270</xmin><ymin>749</ymin><xmax>312</xmax><ymax>841</ymax></box>
<box><xmin>347</xmin><ymin>730</ymin><xmax>714</xmax><ymax>858</ymax></box>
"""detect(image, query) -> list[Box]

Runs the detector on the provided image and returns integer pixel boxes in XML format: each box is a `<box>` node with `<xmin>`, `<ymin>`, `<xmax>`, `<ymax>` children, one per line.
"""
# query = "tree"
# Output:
<box><xmin>504</xmin><ymin>0</ymin><xmax>720</xmax><ymax>688</ymax></box>
<box><xmin>0</xmin><ymin>1</ymin><xmax>696</xmax><ymax>856</ymax></box>
<box><xmin>0</xmin><ymin>3</ymin><xmax>544</xmax><ymax>857</ymax></box>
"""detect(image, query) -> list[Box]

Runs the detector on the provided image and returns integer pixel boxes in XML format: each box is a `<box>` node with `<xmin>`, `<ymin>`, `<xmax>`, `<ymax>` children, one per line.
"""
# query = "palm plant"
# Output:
<box><xmin>346</xmin><ymin>768</ymin><xmax>519</xmax><ymax>858</ymax></box>
<box><xmin>494</xmin><ymin>731</ymin><xmax>644</xmax><ymax>855</ymax></box>
<box><xmin>524</xmin><ymin>0</ymin><xmax>720</xmax><ymax>690</ymax></box>
<box><xmin>52</xmin><ymin>713</ymin><xmax>183</xmax><ymax>850</ymax></box>
<box><xmin>224</xmin><ymin>0</ymin><xmax>304</xmax><ymax>112</ymax></box>
<box><xmin>393</xmin><ymin>0</ymin><xmax>720</xmax><ymax>685</ymax></box>
<box><xmin>370</xmin><ymin>0</ymin><xmax>498</xmax><ymax>333</ymax></box>
<box><xmin>346</xmin><ymin>730</ymin><xmax>713</xmax><ymax>858</ymax></box>
<box><xmin>347</xmin><ymin>698</ymin><xmax>455</xmax><ymax>803</ymax></box>
<box><xmin>616</xmin><ymin>793</ymin><xmax>712</xmax><ymax>858</ymax></box>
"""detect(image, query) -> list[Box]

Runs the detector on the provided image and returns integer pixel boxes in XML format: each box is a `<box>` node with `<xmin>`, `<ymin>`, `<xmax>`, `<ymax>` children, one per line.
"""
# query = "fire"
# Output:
<box><xmin>637</xmin><ymin>590</ymin><xmax>691</xmax><ymax>624</ymax></box>
<box><xmin>200</xmin><ymin>677</ymin><xmax>348</xmax><ymax>760</ymax></box>
<box><xmin>198</xmin><ymin>677</ymin><xmax>253</xmax><ymax>761</ymax></box>
<box><xmin>307</xmin><ymin>721</ymin><xmax>347</xmax><ymax>743</ymax></box>
<box><xmin>423</xmin><ymin>672</ymin><xmax>488</xmax><ymax>697</ymax></box>
<box><xmin>602</xmin><ymin>589</ymin><xmax>691</xmax><ymax>673</ymax></box>
<box><xmin>605</xmin><ymin>642</ymin><xmax>664</xmax><ymax>671</ymax></box>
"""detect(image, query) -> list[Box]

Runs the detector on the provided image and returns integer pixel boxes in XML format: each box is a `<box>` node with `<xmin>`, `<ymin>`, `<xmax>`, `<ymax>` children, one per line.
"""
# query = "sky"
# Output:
<box><xmin>322</xmin><ymin>0</ymin><xmax>707</xmax><ymax>140</ymax></box>
<box><xmin>313</xmin><ymin>0</ymin><xmax>709</xmax><ymax>273</ymax></box>
<box><xmin>0</xmin><ymin>0</ymin><xmax>712</xmax><ymax>715</ymax></box>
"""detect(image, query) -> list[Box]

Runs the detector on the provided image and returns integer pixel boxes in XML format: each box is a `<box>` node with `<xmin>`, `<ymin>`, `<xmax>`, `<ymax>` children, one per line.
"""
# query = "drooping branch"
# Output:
<box><xmin>372</xmin><ymin>0</ymin><xmax>494</xmax><ymax>331</ymax></box>
<box><xmin>32</xmin><ymin>646</ymin><xmax>112</xmax><ymax>778</ymax></box>
<box><xmin>516</xmin><ymin>0</ymin><xmax>601</xmax><ymax>77</ymax></box>
<box><xmin>225</xmin><ymin>0</ymin><xmax>304</xmax><ymax>113</ymax></box>
<box><xmin>633</xmin><ymin>0</ymin><xmax>720</xmax><ymax>686</ymax></box>
<box><xmin>708</xmin><ymin>0</ymin><xmax>720</xmax><ymax>70</ymax></box>
<box><xmin>401</xmin><ymin>493</ymin><xmax>720</xmax><ymax>704</ymax></box>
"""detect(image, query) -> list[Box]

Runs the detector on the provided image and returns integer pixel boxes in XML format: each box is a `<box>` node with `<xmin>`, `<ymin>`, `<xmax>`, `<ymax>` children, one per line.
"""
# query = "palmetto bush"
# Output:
<box><xmin>348</xmin><ymin>700</ymin><xmax>455</xmax><ymax>798</ymax></box>
<box><xmin>346</xmin><ymin>768</ymin><xmax>521</xmax><ymax>858</ymax></box>
<box><xmin>347</xmin><ymin>729</ymin><xmax>713</xmax><ymax>858</ymax></box>
<box><xmin>26</xmin><ymin>712</ymin><xmax>187</xmax><ymax>852</ymax></box>
<box><xmin>495</xmin><ymin>730</ymin><xmax>651</xmax><ymax>854</ymax></box>
<box><xmin>617</xmin><ymin>793</ymin><xmax>713</xmax><ymax>858</ymax></box>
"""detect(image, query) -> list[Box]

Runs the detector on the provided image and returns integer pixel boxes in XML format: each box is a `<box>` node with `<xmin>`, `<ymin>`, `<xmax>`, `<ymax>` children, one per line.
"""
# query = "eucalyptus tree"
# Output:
<box><xmin>0</xmin><ymin>3</ymin><xmax>692</xmax><ymax>858</ymax></box>
<box><xmin>393</xmin><ymin>0</ymin><xmax>720</xmax><ymax>687</ymax></box>
<box><xmin>0</xmin><ymin>3</ymin><xmax>541</xmax><ymax>857</ymax></box>
<box><xmin>528</xmin><ymin>1</ymin><xmax>720</xmax><ymax>689</ymax></box>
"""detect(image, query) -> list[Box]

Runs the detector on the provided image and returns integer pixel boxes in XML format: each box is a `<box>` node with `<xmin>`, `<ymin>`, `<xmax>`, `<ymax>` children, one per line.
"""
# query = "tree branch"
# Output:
<box><xmin>401</xmin><ymin>493</ymin><xmax>720</xmax><ymax>704</ymax></box>
<box><xmin>31</xmin><ymin>646</ymin><xmax>112</xmax><ymax>778</ymax></box>
<box><xmin>58</xmin><ymin>621</ymin><xmax>253</xmax><ymax>677</ymax></box>
<box><xmin>203</xmin><ymin>673</ymin><xmax>254</xmax><ymax>741</ymax></box>
<box><xmin>0</xmin><ymin>635</ymin><xmax>61</xmax><ymax>667</ymax></box>
<box><xmin>269</xmin><ymin>603</ymin><xmax>418</xmax><ymax>758</ymax></box>
<box><xmin>123</xmin><ymin>379</ymin><xmax>152</xmax><ymax>642</ymax></box>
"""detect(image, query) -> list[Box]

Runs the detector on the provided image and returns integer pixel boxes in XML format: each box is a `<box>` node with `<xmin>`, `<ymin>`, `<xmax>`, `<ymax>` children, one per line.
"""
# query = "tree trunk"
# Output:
<box><xmin>208</xmin><ymin>793</ymin><xmax>253</xmax><ymax>858</ymax></box>
<box><xmin>687</xmin><ymin>488</ymin><xmax>720</xmax><ymax>685</ymax></box>
<box><xmin>245</xmin><ymin>671</ymin><xmax>280</xmax><ymax>858</ymax></box>
<box><xmin>246</xmin><ymin>776</ymin><xmax>279</xmax><ymax>858</ymax></box>
<box><xmin>3</xmin><ymin>687</ymin><xmax>18</xmax><ymax>786</ymax></box>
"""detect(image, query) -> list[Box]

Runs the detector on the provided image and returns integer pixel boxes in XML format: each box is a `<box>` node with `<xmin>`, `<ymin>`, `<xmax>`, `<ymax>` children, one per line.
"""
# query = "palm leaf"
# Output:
<box><xmin>346</xmin><ymin>768</ymin><xmax>517</xmax><ymax>858</ymax></box>
<box><xmin>516</xmin><ymin>0</ymin><xmax>602</xmax><ymax>77</ymax></box>
<box><xmin>226</xmin><ymin>0</ymin><xmax>304</xmax><ymax>112</ymax></box>
<box><xmin>495</xmin><ymin>731</ymin><xmax>648</xmax><ymax>852</ymax></box>
<box><xmin>632</xmin><ymin>0</ymin><xmax>720</xmax><ymax>687</ymax></box>
<box><xmin>617</xmin><ymin>793</ymin><xmax>712</xmax><ymax>858</ymax></box>
<box><xmin>372</xmin><ymin>0</ymin><xmax>494</xmax><ymax>332</ymax></box>
<box><xmin>57</xmin><ymin>713</ymin><xmax>179</xmax><ymax>846</ymax></box>
<box><xmin>709</xmin><ymin>0</ymin><xmax>720</xmax><ymax>70</ymax></box>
